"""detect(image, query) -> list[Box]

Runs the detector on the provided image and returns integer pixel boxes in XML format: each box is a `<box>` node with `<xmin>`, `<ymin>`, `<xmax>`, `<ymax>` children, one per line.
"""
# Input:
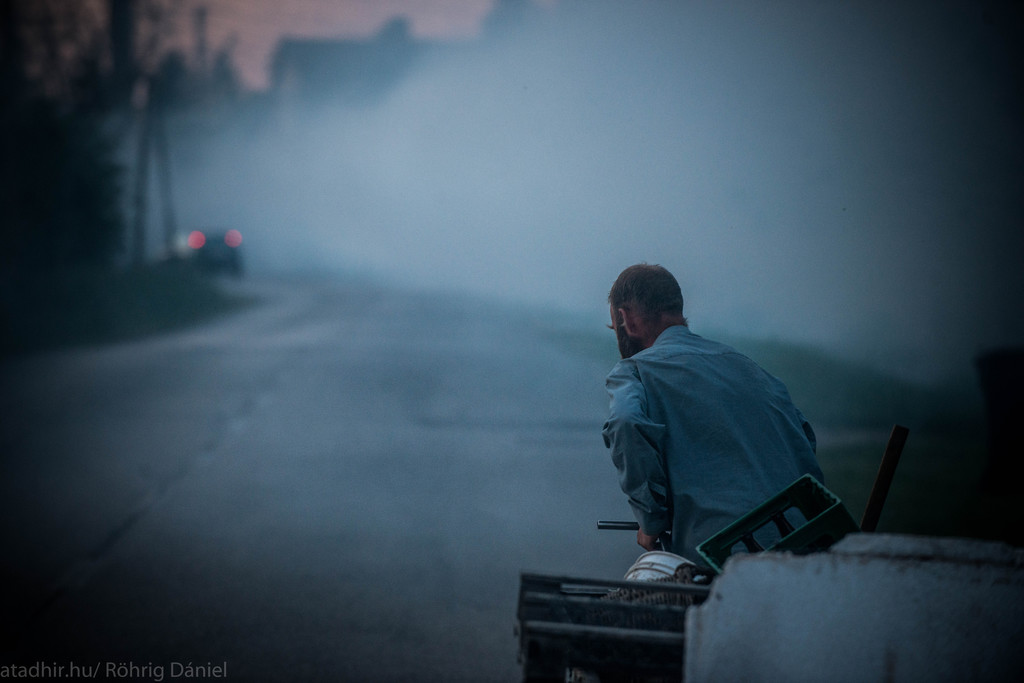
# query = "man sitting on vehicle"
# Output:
<box><xmin>602</xmin><ymin>263</ymin><xmax>824</xmax><ymax>563</ymax></box>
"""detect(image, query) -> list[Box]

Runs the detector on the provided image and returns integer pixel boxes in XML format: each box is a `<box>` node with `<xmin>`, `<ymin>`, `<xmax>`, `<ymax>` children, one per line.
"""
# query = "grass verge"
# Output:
<box><xmin>818</xmin><ymin>433</ymin><xmax>1023</xmax><ymax>547</ymax></box>
<box><xmin>1</xmin><ymin>263</ymin><xmax>254</xmax><ymax>356</ymax></box>
<box><xmin>545</xmin><ymin>322</ymin><xmax>1021</xmax><ymax>548</ymax></box>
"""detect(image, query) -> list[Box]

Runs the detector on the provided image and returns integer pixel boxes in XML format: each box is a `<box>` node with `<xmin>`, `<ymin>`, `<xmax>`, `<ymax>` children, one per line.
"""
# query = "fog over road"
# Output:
<box><xmin>1</xmin><ymin>277</ymin><xmax>641</xmax><ymax>682</ymax></box>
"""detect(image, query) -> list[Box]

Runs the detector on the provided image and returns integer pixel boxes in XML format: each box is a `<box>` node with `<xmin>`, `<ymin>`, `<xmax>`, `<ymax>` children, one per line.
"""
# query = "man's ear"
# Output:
<box><xmin>618</xmin><ymin>307</ymin><xmax>641</xmax><ymax>338</ymax></box>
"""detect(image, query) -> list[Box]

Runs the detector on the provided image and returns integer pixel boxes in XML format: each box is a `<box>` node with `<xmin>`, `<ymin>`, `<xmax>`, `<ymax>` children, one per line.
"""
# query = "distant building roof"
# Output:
<box><xmin>269</xmin><ymin>19</ymin><xmax>423</xmax><ymax>106</ymax></box>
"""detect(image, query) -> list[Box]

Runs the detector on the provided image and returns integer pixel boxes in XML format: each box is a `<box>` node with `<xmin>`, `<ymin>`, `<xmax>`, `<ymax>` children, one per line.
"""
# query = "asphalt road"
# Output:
<box><xmin>0</xmin><ymin>276</ymin><xmax>642</xmax><ymax>682</ymax></box>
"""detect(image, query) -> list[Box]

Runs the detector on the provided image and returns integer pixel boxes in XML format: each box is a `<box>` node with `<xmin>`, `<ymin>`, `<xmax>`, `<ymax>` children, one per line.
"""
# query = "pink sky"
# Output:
<box><xmin>167</xmin><ymin>0</ymin><xmax>502</xmax><ymax>89</ymax></box>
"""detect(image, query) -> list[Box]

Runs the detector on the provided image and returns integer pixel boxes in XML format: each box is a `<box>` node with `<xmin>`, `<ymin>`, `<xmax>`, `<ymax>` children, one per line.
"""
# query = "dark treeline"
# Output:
<box><xmin>1</xmin><ymin>0</ymin><xmax>125</xmax><ymax>275</ymax></box>
<box><xmin>0</xmin><ymin>0</ymin><xmax>246</xmax><ymax>273</ymax></box>
<box><xmin>0</xmin><ymin>0</ymin><xmax>251</xmax><ymax>354</ymax></box>
<box><xmin>0</xmin><ymin>0</ymin><xmax>534</xmax><ymax>280</ymax></box>
<box><xmin>0</xmin><ymin>0</ymin><xmax>535</xmax><ymax>354</ymax></box>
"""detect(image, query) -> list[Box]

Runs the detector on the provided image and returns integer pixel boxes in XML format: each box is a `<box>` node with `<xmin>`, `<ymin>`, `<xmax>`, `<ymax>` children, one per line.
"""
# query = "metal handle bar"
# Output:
<box><xmin>597</xmin><ymin>520</ymin><xmax>641</xmax><ymax>531</ymax></box>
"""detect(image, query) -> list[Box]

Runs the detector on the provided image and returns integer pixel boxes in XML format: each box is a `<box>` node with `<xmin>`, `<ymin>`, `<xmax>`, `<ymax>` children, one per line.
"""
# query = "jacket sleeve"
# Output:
<box><xmin>602</xmin><ymin>361</ymin><xmax>671</xmax><ymax>537</ymax></box>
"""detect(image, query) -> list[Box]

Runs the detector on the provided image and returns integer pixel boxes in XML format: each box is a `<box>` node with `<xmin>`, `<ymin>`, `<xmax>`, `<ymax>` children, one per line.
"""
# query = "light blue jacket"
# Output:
<box><xmin>603</xmin><ymin>325</ymin><xmax>823</xmax><ymax>564</ymax></box>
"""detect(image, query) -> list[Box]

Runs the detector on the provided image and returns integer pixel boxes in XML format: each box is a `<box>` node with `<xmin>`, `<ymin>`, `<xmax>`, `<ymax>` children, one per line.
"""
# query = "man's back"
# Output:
<box><xmin>603</xmin><ymin>324</ymin><xmax>823</xmax><ymax>564</ymax></box>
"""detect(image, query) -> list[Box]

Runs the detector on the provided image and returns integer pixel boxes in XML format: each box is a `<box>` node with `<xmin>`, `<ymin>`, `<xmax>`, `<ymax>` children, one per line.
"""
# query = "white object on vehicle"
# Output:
<box><xmin>624</xmin><ymin>550</ymin><xmax>695</xmax><ymax>581</ymax></box>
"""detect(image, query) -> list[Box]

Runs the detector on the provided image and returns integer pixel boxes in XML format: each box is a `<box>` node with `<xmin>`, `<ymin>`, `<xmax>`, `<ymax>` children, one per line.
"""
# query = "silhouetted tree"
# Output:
<box><xmin>152</xmin><ymin>49</ymin><xmax>190</xmax><ymax>106</ymax></box>
<box><xmin>1</xmin><ymin>0</ymin><xmax>125</xmax><ymax>274</ymax></box>
<box><xmin>1</xmin><ymin>100</ymin><xmax>125</xmax><ymax>273</ymax></box>
<box><xmin>209</xmin><ymin>38</ymin><xmax>242</xmax><ymax>102</ymax></box>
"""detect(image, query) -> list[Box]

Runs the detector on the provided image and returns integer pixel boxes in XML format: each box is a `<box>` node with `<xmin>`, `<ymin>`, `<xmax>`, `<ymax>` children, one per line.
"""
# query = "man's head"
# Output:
<box><xmin>608</xmin><ymin>264</ymin><xmax>688</xmax><ymax>358</ymax></box>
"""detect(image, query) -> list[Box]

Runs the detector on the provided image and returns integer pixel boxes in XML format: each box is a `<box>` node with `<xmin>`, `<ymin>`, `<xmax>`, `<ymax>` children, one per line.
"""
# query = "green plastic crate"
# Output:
<box><xmin>697</xmin><ymin>474</ymin><xmax>859</xmax><ymax>572</ymax></box>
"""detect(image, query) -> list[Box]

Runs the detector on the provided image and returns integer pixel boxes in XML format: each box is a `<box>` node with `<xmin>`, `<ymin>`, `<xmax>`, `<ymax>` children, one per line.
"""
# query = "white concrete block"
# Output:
<box><xmin>684</xmin><ymin>533</ymin><xmax>1024</xmax><ymax>683</ymax></box>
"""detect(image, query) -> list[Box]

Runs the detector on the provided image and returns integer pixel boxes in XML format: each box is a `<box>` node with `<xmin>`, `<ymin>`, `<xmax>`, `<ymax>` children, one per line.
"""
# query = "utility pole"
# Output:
<box><xmin>130</xmin><ymin>79</ymin><xmax>150</xmax><ymax>268</ymax></box>
<box><xmin>112</xmin><ymin>0</ymin><xmax>151</xmax><ymax>266</ymax></box>
<box><xmin>153</xmin><ymin>105</ymin><xmax>177</xmax><ymax>254</ymax></box>
<box><xmin>109</xmin><ymin>0</ymin><xmax>135</xmax><ymax>105</ymax></box>
<box><xmin>120</xmin><ymin>0</ymin><xmax>179</xmax><ymax>266</ymax></box>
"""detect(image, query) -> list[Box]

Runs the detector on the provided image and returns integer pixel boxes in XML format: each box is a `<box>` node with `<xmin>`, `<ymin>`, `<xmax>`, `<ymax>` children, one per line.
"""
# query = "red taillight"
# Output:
<box><xmin>188</xmin><ymin>230</ymin><xmax>206</xmax><ymax>249</ymax></box>
<box><xmin>225</xmin><ymin>229</ymin><xmax>243</xmax><ymax>248</ymax></box>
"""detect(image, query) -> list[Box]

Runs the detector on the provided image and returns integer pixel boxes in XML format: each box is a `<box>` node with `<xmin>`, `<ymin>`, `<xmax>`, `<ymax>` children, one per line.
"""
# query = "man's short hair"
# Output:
<box><xmin>609</xmin><ymin>263</ymin><xmax>685</xmax><ymax>319</ymax></box>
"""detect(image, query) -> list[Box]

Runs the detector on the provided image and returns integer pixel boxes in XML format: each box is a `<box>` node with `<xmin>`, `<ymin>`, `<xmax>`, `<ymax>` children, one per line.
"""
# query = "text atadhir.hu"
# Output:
<box><xmin>0</xmin><ymin>660</ymin><xmax>228</xmax><ymax>680</ymax></box>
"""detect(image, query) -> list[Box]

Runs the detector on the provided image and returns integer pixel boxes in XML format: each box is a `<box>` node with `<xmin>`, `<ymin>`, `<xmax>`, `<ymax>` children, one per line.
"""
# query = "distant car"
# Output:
<box><xmin>187</xmin><ymin>229</ymin><xmax>244</xmax><ymax>277</ymax></box>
